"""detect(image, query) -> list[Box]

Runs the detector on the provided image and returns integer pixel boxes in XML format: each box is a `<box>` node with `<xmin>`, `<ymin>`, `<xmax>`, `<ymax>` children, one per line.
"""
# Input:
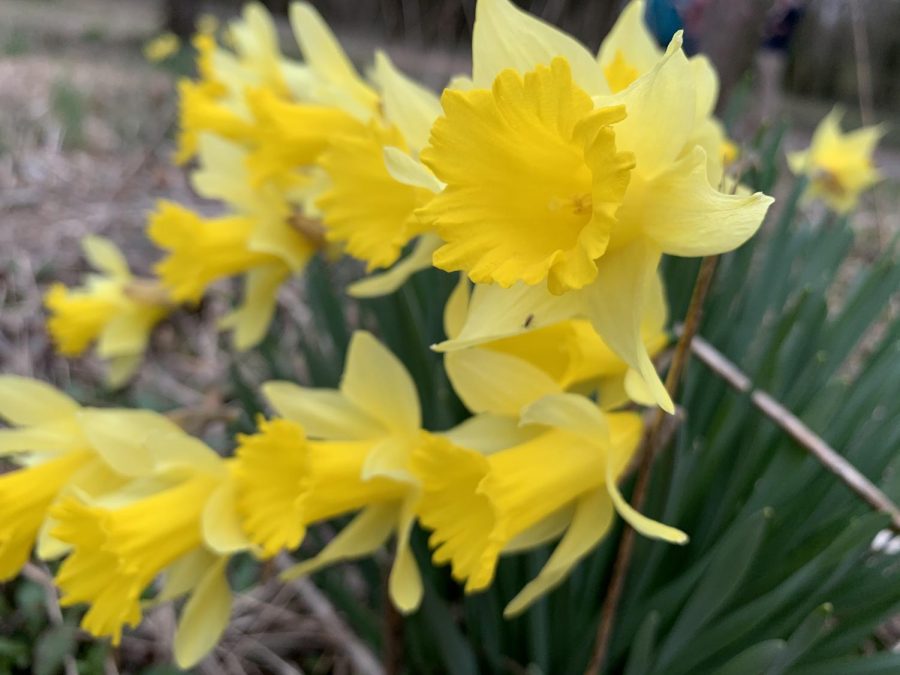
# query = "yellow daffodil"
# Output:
<box><xmin>0</xmin><ymin>377</ymin><xmax>190</xmax><ymax>580</ymax></box>
<box><xmin>426</xmin><ymin>0</ymin><xmax>774</xmax><ymax>413</ymax></box>
<box><xmin>420</xmin><ymin>57</ymin><xmax>634</xmax><ymax>294</ymax></box>
<box><xmin>51</xmin><ymin>426</ymin><xmax>248</xmax><ymax>668</ymax></box>
<box><xmin>235</xmin><ymin>331</ymin><xmax>427</xmax><ymax>612</ymax></box>
<box><xmin>415</xmin><ymin>393</ymin><xmax>686</xmax><ymax>615</ymax></box>
<box><xmin>326</xmin><ymin>51</ymin><xmax>446</xmax><ymax>297</ymax></box>
<box><xmin>788</xmin><ymin>106</ymin><xmax>884</xmax><ymax>213</ymax></box>
<box><xmin>150</xmin><ymin>135</ymin><xmax>319</xmax><ymax>350</ymax></box>
<box><xmin>442</xmin><ymin>273</ymin><xmax>669</xmax><ymax>417</ymax></box>
<box><xmin>143</xmin><ymin>32</ymin><xmax>180</xmax><ymax>63</ymax></box>
<box><xmin>45</xmin><ymin>236</ymin><xmax>171</xmax><ymax>387</ymax></box>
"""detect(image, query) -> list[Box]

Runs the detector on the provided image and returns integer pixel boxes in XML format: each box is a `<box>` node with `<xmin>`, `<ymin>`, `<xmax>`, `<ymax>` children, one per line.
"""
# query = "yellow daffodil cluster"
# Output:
<box><xmin>0</xmin><ymin>330</ymin><xmax>685</xmax><ymax>666</ymax></box>
<box><xmin>36</xmin><ymin>0</ymin><xmax>895</xmax><ymax>667</ymax></box>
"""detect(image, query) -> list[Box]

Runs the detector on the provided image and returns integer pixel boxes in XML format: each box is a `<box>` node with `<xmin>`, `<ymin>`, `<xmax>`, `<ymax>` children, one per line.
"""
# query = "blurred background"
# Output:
<box><xmin>1</xmin><ymin>1</ymin><xmax>899</xmax><ymax>673</ymax></box>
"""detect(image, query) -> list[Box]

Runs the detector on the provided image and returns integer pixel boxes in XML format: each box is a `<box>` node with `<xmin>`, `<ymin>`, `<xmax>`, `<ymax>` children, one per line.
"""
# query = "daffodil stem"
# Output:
<box><xmin>587</xmin><ymin>255</ymin><xmax>719</xmax><ymax>675</ymax></box>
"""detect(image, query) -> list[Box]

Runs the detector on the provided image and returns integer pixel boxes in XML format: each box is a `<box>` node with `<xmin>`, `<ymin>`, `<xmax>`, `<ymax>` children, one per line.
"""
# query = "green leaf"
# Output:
<box><xmin>714</xmin><ymin>640</ymin><xmax>787</xmax><ymax>675</ymax></box>
<box><xmin>623</xmin><ymin>611</ymin><xmax>660</xmax><ymax>675</ymax></box>
<box><xmin>653</xmin><ymin>509</ymin><xmax>771</xmax><ymax>670</ymax></box>
<box><xmin>33</xmin><ymin>625</ymin><xmax>77</xmax><ymax>675</ymax></box>
<box><xmin>767</xmin><ymin>602</ymin><xmax>833</xmax><ymax>674</ymax></box>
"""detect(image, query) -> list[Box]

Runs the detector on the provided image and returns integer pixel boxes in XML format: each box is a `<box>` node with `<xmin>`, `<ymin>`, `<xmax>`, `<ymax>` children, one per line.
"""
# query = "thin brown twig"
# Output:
<box><xmin>586</xmin><ymin>256</ymin><xmax>720</xmax><ymax>675</ymax></box>
<box><xmin>687</xmin><ymin>332</ymin><xmax>900</xmax><ymax>529</ymax></box>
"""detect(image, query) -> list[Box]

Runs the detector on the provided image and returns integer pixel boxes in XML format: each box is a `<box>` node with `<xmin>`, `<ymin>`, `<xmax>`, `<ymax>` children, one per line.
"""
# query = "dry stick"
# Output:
<box><xmin>688</xmin><ymin>332</ymin><xmax>900</xmax><ymax>529</ymax></box>
<box><xmin>586</xmin><ymin>256</ymin><xmax>720</xmax><ymax>675</ymax></box>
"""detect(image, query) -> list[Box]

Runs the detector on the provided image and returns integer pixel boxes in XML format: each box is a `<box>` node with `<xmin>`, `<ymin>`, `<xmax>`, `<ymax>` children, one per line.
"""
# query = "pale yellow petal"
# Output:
<box><xmin>0</xmin><ymin>376</ymin><xmax>80</xmax><ymax>425</ymax></box>
<box><xmin>173</xmin><ymin>557</ymin><xmax>232</xmax><ymax>669</ymax></box>
<box><xmin>434</xmin><ymin>281</ymin><xmax>583</xmax><ymax>352</ymax></box>
<box><xmin>289</xmin><ymin>2</ymin><xmax>378</xmax><ymax>114</ymax></box>
<box><xmin>624</xmin><ymin>368</ymin><xmax>656</xmax><ymax>406</ymax></box>
<box><xmin>143</xmin><ymin>431</ymin><xmax>225</xmax><ymax>476</ymax></box>
<box><xmin>596</xmin><ymin>0</ymin><xmax>661</xmax><ymax>76</ymax></box>
<box><xmin>623</xmin><ymin>146</ymin><xmax>774</xmax><ymax>256</ymax></box>
<box><xmin>202</xmin><ymin>482</ymin><xmax>251</xmax><ymax>554</ymax></box>
<box><xmin>600</xmin><ymin>33</ymin><xmax>695</xmax><ymax>177</ymax></box>
<box><xmin>519</xmin><ymin>393</ymin><xmax>610</xmax><ymax>441</ymax></box>
<box><xmin>579</xmin><ymin>241</ymin><xmax>673</xmax><ymax>413</ymax></box>
<box><xmin>445</xmin><ymin>348</ymin><xmax>562</xmax><ymax>417</ymax></box>
<box><xmin>81</xmin><ymin>236</ymin><xmax>130</xmax><ymax>281</ymax></box>
<box><xmin>347</xmin><ymin>234</ymin><xmax>442</xmax><ymax>299</ymax></box>
<box><xmin>0</xmin><ymin>427</ymin><xmax>80</xmax><ymax>456</ymax></box>
<box><xmin>383</xmin><ymin>147</ymin><xmax>444</xmax><ymax>193</ymax></box>
<box><xmin>442</xmin><ymin>273</ymin><xmax>469</xmax><ymax>340</ymax></box>
<box><xmin>606</xmin><ymin>459</ymin><xmax>687</xmax><ymax>544</ymax></box>
<box><xmin>159</xmin><ymin>548</ymin><xmax>220</xmax><ymax>602</ymax></box>
<box><xmin>280</xmin><ymin>504</ymin><xmax>398</xmax><ymax>580</ymax></box>
<box><xmin>502</xmin><ymin>502</ymin><xmax>575</xmax><ymax>554</ymax></box>
<box><xmin>261</xmin><ymin>381</ymin><xmax>385</xmax><ymax>440</ymax></box>
<box><xmin>341</xmin><ymin>331</ymin><xmax>421</xmax><ymax>433</ymax></box>
<box><xmin>79</xmin><ymin>408</ymin><xmax>181</xmax><ymax>477</ymax></box>
<box><xmin>361</xmin><ymin>437</ymin><xmax>416</xmax><ymax>483</ymax></box>
<box><xmin>389</xmin><ymin>496</ymin><xmax>423</xmax><ymax>613</ymax></box>
<box><xmin>95</xmin><ymin>310</ymin><xmax>159</xmax><ymax>359</ymax></box>
<box><xmin>219</xmin><ymin>265</ymin><xmax>290</xmax><ymax>352</ymax></box>
<box><xmin>372</xmin><ymin>51</ymin><xmax>442</xmax><ymax>154</ymax></box>
<box><xmin>104</xmin><ymin>354</ymin><xmax>142</xmax><ymax>389</ymax></box>
<box><xmin>505</xmin><ymin>487</ymin><xmax>614</xmax><ymax>616</ymax></box>
<box><xmin>473</xmin><ymin>0</ymin><xmax>605</xmax><ymax>94</ymax></box>
<box><xmin>440</xmin><ymin>413</ymin><xmax>540</xmax><ymax>454</ymax></box>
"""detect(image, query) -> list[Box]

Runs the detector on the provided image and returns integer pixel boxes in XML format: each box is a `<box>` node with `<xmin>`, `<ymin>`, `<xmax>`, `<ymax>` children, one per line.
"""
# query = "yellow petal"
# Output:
<box><xmin>444</xmin><ymin>348</ymin><xmax>561</xmax><ymax>417</ymax></box>
<box><xmin>280</xmin><ymin>503</ymin><xmax>398</xmax><ymax>580</ymax></box>
<box><xmin>519</xmin><ymin>393</ymin><xmax>610</xmax><ymax>442</ymax></box>
<box><xmin>440</xmin><ymin>413</ymin><xmax>540</xmax><ymax>454</ymax></box>
<box><xmin>389</xmin><ymin>497</ymin><xmax>423</xmax><ymax>613</ymax></box>
<box><xmin>289</xmin><ymin>2</ymin><xmax>378</xmax><ymax>115</ymax></box>
<box><xmin>600</xmin><ymin>33</ymin><xmax>694</xmax><ymax>177</ymax></box>
<box><xmin>434</xmin><ymin>280</ymin><xmax>585</xmax><ymax>352</ymax></box>
<box><xmin>505</xmin><ymin>487</ymin><xmax>614</xmax><ymax>616</ymax></box>
<box><xmin>95</xmin><ymin>309</ymin><xmax>162</xmax><ymax>359</ymax></box>
<box><xmin>317</xmin><ymin>125</ymin><xmax>431</xmax><ymax>271</ymax></box>
<box><xmin>596</xmin><ymin>1</ymin><xmax>661</xmax><ymax>78</ymax></box>
<box><xmin>622</xmin><ymin>146</ymin><xmax>774</xmax><ymax>256</ymax></box>
<box><xmin>472</xmin><ymin>0</ymin><xmax>605</xmax><ymax>94</ymax></box>
<box><xmin>579</xmin><ymin>241</ymin><xmax>673</xmax><ymax>413</ymax></box>
<box><xmin>0</xmin><ymin>376</ymin><xmax>80</xmax><ymax>425</ymax></box>
<box><xmin>341</xmin><ymin>331</ymin><xmax>421</xmax><ymax>433</ymax></box>
<box><xmin>104</xmin><ymin>355</ymin><xmax>143</xmax><ymax>390</ymax></box>
<box><xmin>262</xmin><ymin>381</ymin><xmax>385</xmax><ymax>440</ymax></box>
<box><xmin>81</xmin><ymin>236</ymin><xmax>130</xmax><ymax>280</ymax></box>
<box><xmin>502</xmin><ymin>502</ymin><xmax>575</xmax><ymax>554</ymax></box>
<box><xmin>219</xmin><ymin>264</ymin><xmax>290</xmax><ymax>351</ymax></box>
<box><xmin>173</xmin><ymin>557</ymin><xmax>232</xmax><ymax>669</ymax></box>
<box><xmin>202</xmin><ymin>481</ymin><xmax>251</xmax><ymax>554</ymax></box>
<box><xmin>372</xmin><ymin>51</ymin><xmax>442</xmax><ymax>154</ymax></box>
<box><xmin>159</xmin><ymin>548</ymin><xmax>220</xmax><ymax>602</ymax></box>
<box><xmin>0</xmin><ymin>427</ymin><xmax>80</xmax><ymax>456</ymax></box>
<box><xmin>442</xmin><ymin>273</ymin><xmax>469</xmax><ymax>340</ymax></box>
<box><xmin>605</xmin><ymin>459</ymin><xmax>687</xmax><ymax>544</ymax></box>
<box><xmin>383</xmin><ymin>147</ymin><xmax>444</xmax><ymax>193</ymax></box>
<box><xmin>347</xmin><ymin>234</ymin><xmax>442</xmax><ymax>299</ymax></box>
<box><xmin>144</xmin><ymin>431</ymin><xmax>226</xmax><ymax>476</ymax></box>
<box><xmin>361</xmin><ymin>436</ymin><xmax>417</xmax><ymax>483</ymax></box>
<box><xmin>79</xmin><ymin>409</ymin><xmax>181</xmax><ymax>477</ymax></box>
<box><xmin>422</xmin><ymin>59</ymin><xmax>632</xmax><ymax>292</ymax></box>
